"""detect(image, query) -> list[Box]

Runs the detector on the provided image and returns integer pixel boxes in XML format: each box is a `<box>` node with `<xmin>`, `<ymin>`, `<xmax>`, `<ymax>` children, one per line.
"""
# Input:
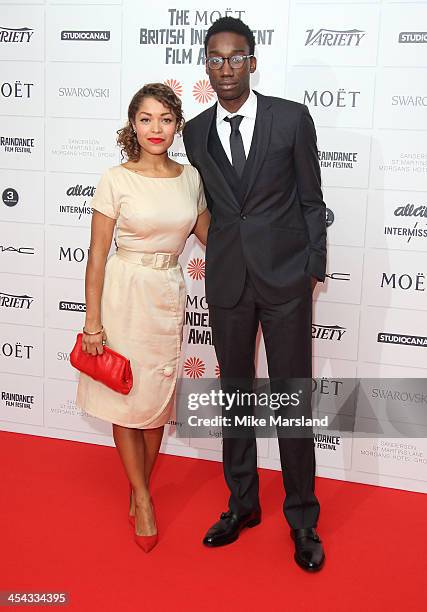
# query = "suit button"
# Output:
<box><xmin>240</xmin><ymin>214</ymin><xmax>247</xmax><ymax>220</ymax></box>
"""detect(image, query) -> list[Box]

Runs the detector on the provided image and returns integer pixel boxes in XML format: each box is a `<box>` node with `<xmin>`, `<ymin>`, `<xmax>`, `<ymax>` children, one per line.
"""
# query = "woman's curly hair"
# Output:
<box><xmin>117</xmin><ymin>83</ymin><xmax>184</xmax><ymax>161</ymax></box>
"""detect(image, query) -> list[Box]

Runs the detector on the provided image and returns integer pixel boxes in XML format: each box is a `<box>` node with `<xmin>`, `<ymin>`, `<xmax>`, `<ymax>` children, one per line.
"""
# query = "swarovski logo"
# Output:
<box><xmin>305</xmin><ymin>28</ymin><xmax>366</xmax><ymax>47</ymax></box>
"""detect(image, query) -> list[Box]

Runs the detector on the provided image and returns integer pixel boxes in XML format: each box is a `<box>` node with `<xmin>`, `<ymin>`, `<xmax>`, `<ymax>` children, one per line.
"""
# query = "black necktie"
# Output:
<box><xmin>224</xmin><ymin>115</ymin><xmax>246</xmax><ymax>178</ymax></box>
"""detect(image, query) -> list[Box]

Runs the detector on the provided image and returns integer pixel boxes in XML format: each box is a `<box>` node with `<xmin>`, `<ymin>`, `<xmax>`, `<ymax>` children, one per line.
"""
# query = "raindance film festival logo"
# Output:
<box><xmin>314</xmin><ymin>433</ymin><xmax>341</xmax><ymax>451</ymax></box>
<box><xmin>312</xmin><ymin>324</ymin><xmax>346</xmax><ymax>341</ymax></box>
<box><xmin>318</xmin><ymin>149</ymin><xmax>358</xmax><ymax>169</ymax></box>
<box><xmin>61</xmin><ymin>30</ymin><xmax>110</xmax><ymax>42</ymax></box>
<box><xmin>183</xmin><ymin>356</ymin><xmax>206</xmax><ymax>379</ymax></box>
<box><xmin>164</xmin><ymin>79</ymin><xmax>183</xmax><ymax>97</ymax></box>
<box><xmin>187</xmin><ymin>257</ymin><xmax>205</xmax><ymax>280</ymax></box>
<box><xmin>0</xmin><ymin>136</ymin><xmax>34</xmax><ymax>154</ymax></box>
<box><xmin>0</xmin><ymin>291</ymin><xmax>33</xmax><ymax>309</ymax></box>
<box><xmin>1</xmin><ymin>390</ymin><xmax>34</xmax><ymax>410</ymax></box>
<box><xmin>305</xmin><ymin>28</ymin><xmax>366</xmax><ymax>47</ymax></box>
<box><xmin>385</xmin><ymin>202</ymin><xmax>427</xmax><ymax>244</ymax></box>
<box><xmin>59</xmin><ymin>184</ymin><xmax>95</xmax><ymax>220</ymax></box>
<box><xmin>398</xmin><ymin>32</ymin><xmax>427</xmax><ymax>44</ymax></box>
<box><xmin>0</xmin><ymin>26</ymin><xmax>34</xmax><ymax>43</ymax></box>
<box><xmin>193</xmin><ymin>79</ymin><xmax>215</xmax><ymax>104</ymax></box>
<box><xmin>377</xmin><ymin>332</ymin><xmax>427</xmax><ymax>347</ymax></box>
<box><xmin>2</xmin><ymin>188</ymin><xmax>19</xmax><ymax>207</ymax></box>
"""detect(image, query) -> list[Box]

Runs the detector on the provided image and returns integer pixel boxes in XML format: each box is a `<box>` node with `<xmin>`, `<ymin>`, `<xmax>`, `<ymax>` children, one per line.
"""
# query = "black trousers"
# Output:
<box><xmin>209</xmin><ymin>275</ymin><xmax>320</xmax><ymax>530</ymax></box>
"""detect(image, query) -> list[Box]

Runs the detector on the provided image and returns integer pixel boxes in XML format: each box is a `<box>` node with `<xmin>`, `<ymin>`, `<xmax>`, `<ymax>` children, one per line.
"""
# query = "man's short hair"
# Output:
<box><xmin>204</xmin><ymin>17</ymin><xmax>255</xmax><ymax>55</ymax></box>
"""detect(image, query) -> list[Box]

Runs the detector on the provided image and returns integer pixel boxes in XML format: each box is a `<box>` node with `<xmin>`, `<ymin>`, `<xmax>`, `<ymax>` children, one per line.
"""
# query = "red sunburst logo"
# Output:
<box><xmin>215</xmin><ymin>364</ymin><xmax>220</xmax><ymax>378</ymax></box>
<box><xmin>187</xmin><ymin>257</ymin><xmax>205</xmax><ymax>280</ymax></box>
<box><xmin>192</xmin><ymin>79</ymin><xmax>215</xmax><ymax>104</ymax></box>
<box><xmin>184</xmin><ymin>357</ymin><xmax>206</xmax><ymax>379</ymax></box>
<box><xmin>164</xmin><ymin>78</ymin><xmax>183</xmax><ymax>98</ymax></box>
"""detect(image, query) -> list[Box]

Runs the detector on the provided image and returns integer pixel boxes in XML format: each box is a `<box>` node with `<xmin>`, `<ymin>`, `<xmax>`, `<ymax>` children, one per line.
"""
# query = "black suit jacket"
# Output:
<box><xmin>183</xmin><ymin>91</ymin><xmax>327</xmax><ymax>308</ymax></box>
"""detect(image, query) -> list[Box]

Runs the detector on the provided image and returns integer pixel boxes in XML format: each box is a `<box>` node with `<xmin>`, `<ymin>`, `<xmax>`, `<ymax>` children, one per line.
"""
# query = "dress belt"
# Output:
<box><xmin>116</xmin><ymin>248</ymin><xmax>179</xmax><ymax>270</ymax></box>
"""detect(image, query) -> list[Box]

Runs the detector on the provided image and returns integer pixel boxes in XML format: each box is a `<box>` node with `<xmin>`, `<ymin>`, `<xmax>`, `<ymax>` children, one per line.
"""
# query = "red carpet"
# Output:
<box><xmin>1</xmin><ymin>431</ymin><xmax>426</xmax><ymax>611</ymax></box>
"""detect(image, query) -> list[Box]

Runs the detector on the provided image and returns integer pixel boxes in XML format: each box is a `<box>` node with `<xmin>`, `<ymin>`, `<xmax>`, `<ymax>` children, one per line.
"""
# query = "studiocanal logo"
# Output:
<box><xmin>0</xmin><ymin>80</ymin><xmax>34</xmax><ymax>99</ymax></box>
<box><xmin>304</xmin><ymin>89</ymin><xmax>360</xmax><ymax>108</ymax></box>
<box><xmin>377</xmin><ymin>332</ymin><xmax>427</xmax><ymax>347</ymax></box>
<box><xmin>384</xmin><ymin>203</ymin><xmax>427</xmax><ymax>244</ymax></box>
<box><xmin>2</xmin><ymin>188</ymin><xmax>19</xmax><ymax>207</ymax></box>
<box><xmin>318</xmin><ymin>149</ymin><xmax>358</xmax><ymax>169</ymax></box>
<box><xmin>59</xmin><ymin>300</ymin><xmax>86</xmax><ymax>312</ymax></box>
<box><xmin>1</xmin><ymin>390</ymin><xmax>34</xmax><ymax>410</ymax></box>
<box><xmin>0</xmin><ymin>136</ymin><xmax>35</xmax><ymax>154</ymax></box>
<box><xmin>0</xmin><ymin>26</ymin><xmax>34</xmax><ymax>43</ymax></box>
<box><xmin>305</xmin><ymin>28</ymin><xmax>366</xmax><ymax>47</ymax></box>
<box><xmin>0</xmin><ymin>291</ymin><xmax>34</xmax><ymax>309</ymax></box>
<box><xmin>60</xmin><ymin>30</ymin><xmax>110</xmax><ymax>41</ymax></box>
<box><xmin>312</xmin><ymin>324</ymin><xmax>347</xmax><ymax>341</ymax></box>
<box><xmin>398</xmin><ymin>32</ymin><xmax>427</xmax><ymax>44</ymax></box>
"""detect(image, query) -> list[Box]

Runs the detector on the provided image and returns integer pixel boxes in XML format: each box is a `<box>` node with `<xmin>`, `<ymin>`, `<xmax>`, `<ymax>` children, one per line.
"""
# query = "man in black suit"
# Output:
<box><xmin>183</xmin><ymin>17</ymin><xmax>326</xmax><ymax>571</ymax></box>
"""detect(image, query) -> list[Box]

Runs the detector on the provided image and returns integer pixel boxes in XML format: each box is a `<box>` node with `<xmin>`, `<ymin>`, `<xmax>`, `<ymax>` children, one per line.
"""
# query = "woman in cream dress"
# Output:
<box><xmin>76</xmin><ymin>84</ymin><xmax>210</xmax><ymax>552</ymax></box>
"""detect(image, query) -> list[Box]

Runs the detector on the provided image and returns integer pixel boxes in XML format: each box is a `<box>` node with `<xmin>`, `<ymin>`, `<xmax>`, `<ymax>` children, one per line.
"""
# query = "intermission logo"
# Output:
<box><xmin>58</xmin><ymin>87</ymin><xmax>110</xmax><ymax>98</ymax></box>
<box><xmin>0</xmin><ymin>136</ymin><xmax>35</xmax><ymax>154</ymax></box>
<box><xmin>0</xmin><ymin>27</ymin><xmax>34</xmax><ymax>43</ymax></box>
<box><xmin>2</xmin><ymin>188</ymin><xmax>19</xmax><ymax>207</ymax></box>
<box><xmin>398</xmin><ymin>32</ymin><xmax>427</xmax><ymax>44</ymax></box>
<box><xmin>318</xmin><ymin>149</ymin><xmax>358</xmax><ymax>170</ymax></box>
<box><xmin>381</xmin><ymin>272</ymin><xmax>425</xmax><ymax>292</ymax></box>
<box><xmin>1</xmin><ymin>81</ymin><xmax>33</xmax><ymax>99</ymax></box>
<box><xmin>0</xmin><ymin>245</ymin><xmax>34</xmax><ymax>255</ymax></box>
<box><xmin>304</xmin><ymin>89</ymin><xmax>360</xmax><ymax>108</ymax></box>
<box><xmin>377</xmin><ymin>332</ymin><xmax>427</xmax><ymax>347</ymax></box>
<box><xmin>59</xmin><ymin>300</ymin><xmax>86</xmax><ymax>312</ymax></box>
<box><xmin>1</xmin><ymin>390</ymin><xmax>34</xmax><ymax>410</ymax></box>
<box><xmin>0</xmin><ymin>292</ymin><xmax>34</xmax><ymax>309</ymax></box>
<box><xmin>384</xmin><ymin>203</ymin><xmax>427</xmax><ymax>244</ymax></box>
<box><xmin>164</xmin><ymin>79</ymin><xmax>183</xmax><ymax>97</ymax></box>
<box><xmin>58</xmin><ymin>184</ymin><xmax>95</xmax><ymax>220</ymax></box>
<box><xmin>60</xmin><ymin>30</ymin><xmax>110</xmax><ymax>42</ymax></box>
<box><xmin>185</xmin><ymin>294</ymin><xmax>212</xmax><ymax>345</ymax></box>
<box><xmin>312</xmin><ymin>324</ymin><xmax>346</xmax><ymax>341</ymax></box>
<box><xmin>183</xmin><ymin>356</ymin><xmax>206</xmax><ymax>379</ymax></box>
<box><xmin>305</xmin><ymin>28</ymin><xmax>366</xmax><ymax>47</ymax></box>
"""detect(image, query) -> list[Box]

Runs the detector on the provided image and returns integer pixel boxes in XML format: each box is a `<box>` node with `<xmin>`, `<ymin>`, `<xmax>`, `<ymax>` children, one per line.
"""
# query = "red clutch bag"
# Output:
<box><xmin>70</xmin><ymin>333</ymin><xmax>133</xmax><ymax>395</ymax></box>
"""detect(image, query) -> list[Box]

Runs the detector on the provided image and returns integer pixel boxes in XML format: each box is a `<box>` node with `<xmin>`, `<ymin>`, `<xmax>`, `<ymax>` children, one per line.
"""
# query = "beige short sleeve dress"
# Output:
<box><xmin>76</xmin><ymin>164</ymin><xmax>207</xmax><ymax>429</ymax></box>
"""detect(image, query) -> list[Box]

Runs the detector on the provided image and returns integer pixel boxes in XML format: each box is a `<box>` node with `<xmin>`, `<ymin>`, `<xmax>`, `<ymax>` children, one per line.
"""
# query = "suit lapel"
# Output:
<box><xmin>241</xmin><ymin>92</ymin><xmax>273</xmax><ymax>208</ymax></box>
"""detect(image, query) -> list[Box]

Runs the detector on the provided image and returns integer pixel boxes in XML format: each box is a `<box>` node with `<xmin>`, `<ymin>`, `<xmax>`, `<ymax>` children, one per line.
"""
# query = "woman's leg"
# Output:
<box><xmin>112</xmin><ymin>424</ymin><xmax>156</xmax><ymax>536</ymax></box>
<box><xmin>142</xmin><ymin>426</ymin><xmax>164</xmax><ymax>485</ymax></box>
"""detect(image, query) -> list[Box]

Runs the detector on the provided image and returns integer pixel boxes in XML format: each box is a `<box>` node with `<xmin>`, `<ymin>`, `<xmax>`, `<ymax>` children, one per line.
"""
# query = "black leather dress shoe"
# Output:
<box><xmin>291</xmin><ymin>528</ymin><xmax>325</xmax><ymax>572</ymax></box>
<box><xmin>203</xmin><ymin>510</ymin><xmax>261</xmax><ymax>547</ymax></box>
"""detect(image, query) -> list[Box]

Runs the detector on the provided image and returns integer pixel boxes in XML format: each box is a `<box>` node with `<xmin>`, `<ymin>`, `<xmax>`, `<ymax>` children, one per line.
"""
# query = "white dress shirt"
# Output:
<box><xmin>216</xmin><ymin>89</ymin><xmax>257</xmax><ymax>163</ymax></box>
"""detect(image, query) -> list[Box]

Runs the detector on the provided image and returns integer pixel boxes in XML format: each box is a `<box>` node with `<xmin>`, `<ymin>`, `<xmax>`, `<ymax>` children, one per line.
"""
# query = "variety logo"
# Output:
<box><xmin>326</xmin><ymin>272</ymin><xmax>351</xmax><ymax>281</ymax></box>
<box><xmin>318</xmin><ymin>149</ymin><xmax>358</xmax><ymax>169</ymax></box>
<box><xmin>61</xmin><ymin>30</ymin><xmax>110</xmax><ymax>42</ymax></box>
<box><xmin>0</xmin><ymin>136</ymin><xmax>35</xmax><ymax>154</ymax></box>
<box><xmin>0</xmin><ymin>245</ymin><xmax>34</xmax><ymax>255</ymax></box>
<box><xmin>305</xmin><ymin>28</ymin><xmax>366</xmax><ymax>47</ymax></box>
<box><xmin>1</xmin><ymin>390</ymin><xmax>34</xmax><ymax>410</ymax></box>
<box><xmin>398</xmin><ymin>32</ymin><xmax>427</xmax><ymax>44</ymax></box>
<box><xmin>2</xmin><ymin>188</ymin><xmax>19</xmax><ymax>207</ymax></box>
<box><xmin>1</xmin><ymin>81</ymin><xmax>33</xmax><ymax>99</ymax></box>
<box><xmin>1</xmin><ymin>341</ymin><xmax>34</xmax><ymax>359</ymax></box>
<box><xmin>58</xmin><ymin>87</ymin><xmax>110</xmax><ymax>98</ymax></box>
<box><xmin>59</xmin><ymin>300</ymin><xmax>86</xmax><ymax>312</ymax></box>
<box><xmin>187</xmin><ymin>257</ymin><xmax>205</xmax><ymax>280</ymax></box>
<box><xmin>312</xmin><ymin>324</ymin><xmax>346</xmax><ymax>341</ymax></box>
<box><xmin>193</xmin><ymin>79</ymin><xmax>215</xmax><ymax>104</ymax></box>
<box><xmin>0</xmin><ymin>27</ymin><xmax>34</xmax><ymax>43</ymax></box>
<box><xmin>183</xmin><ymin>356</ymin><xmax>206</xmax><ymax>378</ymax></box>
<box><xmin>381</xmin><ymin>272</ymin><xmax>425</xmax><ymax>292</ymax></box>
<box><xmin>164</xmin><ymin>79</ymin><xmax>183</xmax><ymax>97</ymax></box>
<box><xmin>325</xmin><ymin>208</ymin><xmax>334</xmax><ymax>227</ymax></box>
<box><xmin>377</xmin><ymin>332</ymin><xmax>427</xmax><ymax>347</ymax></box>
<box><xmin>391</xmin><ymin>95</ymin><xmax>427</xmax><ymax>107</ymax></box>
<box><xmin>0</xmin><ymin>291</ymin><xmax>34</xmax><ymax>309</ymax></box>
<box><xmin>304</xmin><ymin>89</ymin><xmax>360</xmax><ymax>108</ymax></box>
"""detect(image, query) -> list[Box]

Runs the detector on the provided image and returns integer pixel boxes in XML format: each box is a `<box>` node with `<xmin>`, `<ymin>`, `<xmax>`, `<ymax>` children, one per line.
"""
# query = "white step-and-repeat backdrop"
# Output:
<box><xmin>1</xmin><ymin>0</ymin><xmax>426</xmax><ymax>493</ymax></box>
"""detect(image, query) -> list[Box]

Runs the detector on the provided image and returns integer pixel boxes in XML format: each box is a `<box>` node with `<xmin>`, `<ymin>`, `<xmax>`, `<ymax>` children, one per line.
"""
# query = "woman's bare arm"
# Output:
<box><xmin>192</xmin><ymin>209</ymin><xmax>210</xmax><ymax>246</ymax></box>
